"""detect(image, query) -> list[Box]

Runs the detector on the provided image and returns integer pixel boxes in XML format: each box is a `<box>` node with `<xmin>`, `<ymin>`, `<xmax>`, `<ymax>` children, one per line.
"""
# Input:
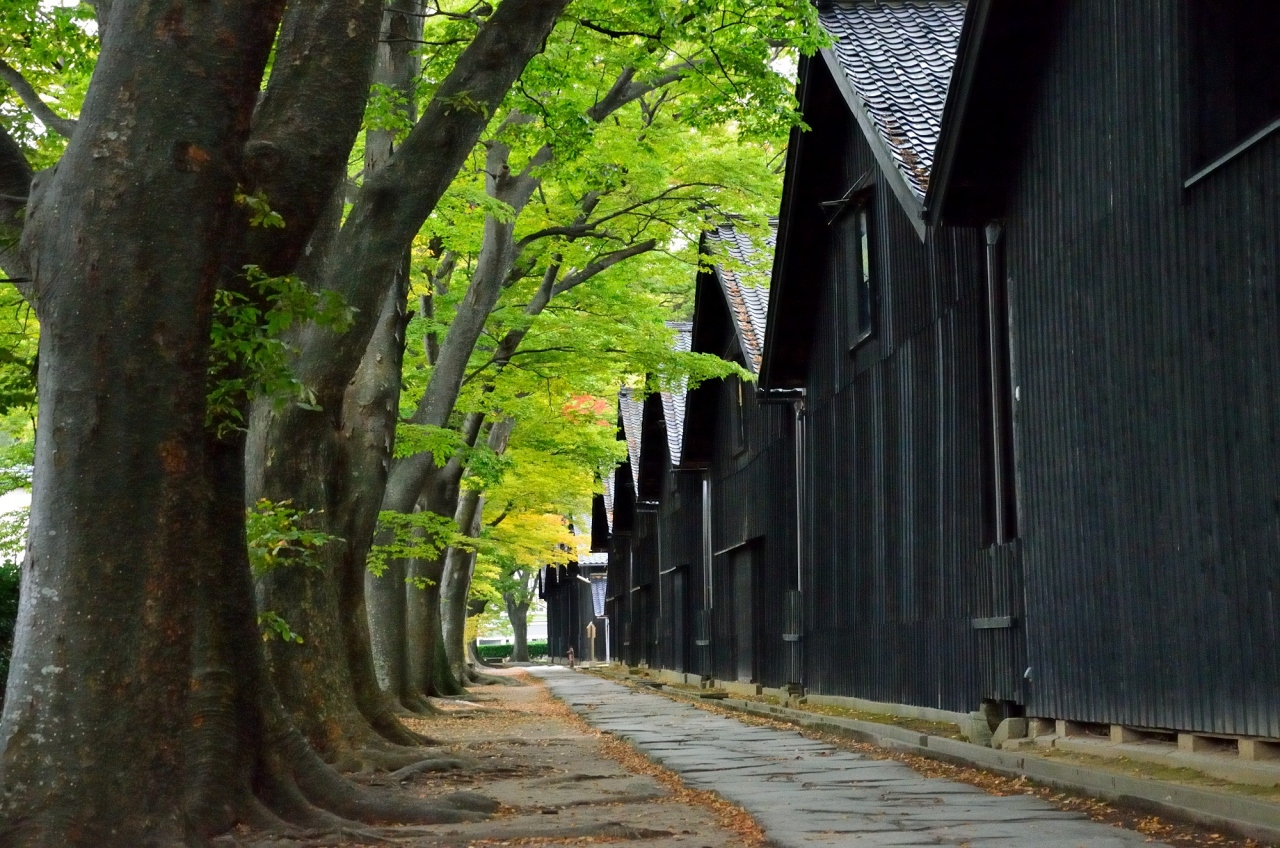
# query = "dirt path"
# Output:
<box><xmin>246</xmin><ymin>668</ymin><xmax>763</xmax><ymax>847</ymax></box>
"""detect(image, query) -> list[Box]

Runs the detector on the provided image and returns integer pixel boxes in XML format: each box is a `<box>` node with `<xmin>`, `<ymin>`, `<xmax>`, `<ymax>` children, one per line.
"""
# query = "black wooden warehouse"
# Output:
<box><xmin>760</xmin><ymin>0</ymin><xmax>1025</xmax><ymax>715</ymax></box>
<box><xmin>550</xmin><ymin>0</ymin><xmax>1280</xmax><ymax>746</ymax></box>
<box><xmin>925</xmin><ymin>0</ymin><xmax>1280</xmax><ymax>739</ymax></box>
<box><xmin>595</xmin><ymin>236</ymin><xmax>801</xmax><ymax>688</ymax></box>
<box><xmin>542</xmin><ymin>524</ymin><xmax>608</xmax><ymax>664</ymax></box>
<box><xmin>683</xmin><ymin>227</ymin><xmax>800</xmax><ymax>690</ymax></box>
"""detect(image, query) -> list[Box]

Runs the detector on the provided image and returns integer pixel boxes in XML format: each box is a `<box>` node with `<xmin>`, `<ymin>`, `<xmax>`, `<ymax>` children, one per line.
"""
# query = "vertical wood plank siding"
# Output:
<box><xmin>798</xmin><ymin>58</ymin><xmax>1023</xmax><ymax>712</ymax></box>
<box><xmin>1003</xmin><ymin>0</ymin><xmax>1280</xmax><ymax>736</ymax></box>
<box><xmin>571</xmin><ymin>3</ymin><xmax>1280</xmax><ymax>738</ymax></box>
<box><xmin>657</xmin><ymin>465</ymin><xmax>704</xmax><ymax>673</ymax></box>
<box><xmin>543</xmin><ymin>564</ymin><xmax>600</xmax><ymax>660</ymax></box>
<box><xmin>705</xmin><ymin>376</ymin><xmax>797</xmax><ymax>688</ymax></box>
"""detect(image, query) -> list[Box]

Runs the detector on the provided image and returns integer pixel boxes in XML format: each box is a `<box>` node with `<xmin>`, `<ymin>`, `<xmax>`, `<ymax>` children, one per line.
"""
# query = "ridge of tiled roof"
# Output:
<box><xmin>705</xmin><ymin>222</ymin><xmax>777</xmax><ymax>374</ymax></box>
<box><xmin>618</xmin><ymin>388</ymin><xmax>645</xmax><ymax>497</ymax></box>
<box><xmin>818</xmin><ymin>0</ymin><xmax>967</xmax><ymax>199</ymax></box>
<box><xmin>660</xmin><ymin>321</ymin><xmax>692</xmax><ymax>466</ymax></box>
<box><xmin>601</xmin><ymin>474</ymin><xmax>615</xmax><ymax>531</ymax></box>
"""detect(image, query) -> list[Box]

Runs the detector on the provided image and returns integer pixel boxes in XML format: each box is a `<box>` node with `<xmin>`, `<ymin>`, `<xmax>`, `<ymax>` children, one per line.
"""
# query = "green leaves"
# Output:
<box><xmin>0</xmin><ymin>505</ymin><xmax>22</xmax><ymax>684</ymax></box>
<box><xmin>366</xmin><ymin>510</ymin><xmax>461</xmax><ymax>580</ymax></box>
<box><xmin>234</xmin><ymin>188</ymin><xmax>286</xmax><ymax>229</ymax></box>
<box><xmin>245</xmin><ymin>499</ymin><xmax>339</xmax><ymax>578</ymax></box>
<box><xmin>0</xmin><ymin>0</ymin><xmax>97</xmax><ymax>165</ymax></box>
<box><xmin>246</xmin><ymin>499</ymin><xmax>340</xmax><ymax>643</ymax></box>
<box><xmin>257</xmin><ymin>611</ymin><xmax>304</xmax><ymax>644</ymax></box>
<box><xmin>392</xmin><ymin>423</ymin><xmax>465</xmax><ymax>463</ymax></box>
<box><xmin>0</xmin><ymin>289</ymin><xmax>37</xmax><ymax>423</ymax></box>
<box><xmin>206</xmin><ymin>266</ymin><xmax>354</xmax><ymax>436</ymax></box>
<box><xmin>363</xmin><ymin>83</ymin><xmax>415</xmax><ymax>140</ymax></box>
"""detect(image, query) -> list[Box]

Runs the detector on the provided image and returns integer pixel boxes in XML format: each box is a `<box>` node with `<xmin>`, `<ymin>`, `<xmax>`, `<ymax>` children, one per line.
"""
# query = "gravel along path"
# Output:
<box><xmin>244</xmin><ymin>666</ymin><xmax>765</xmax><ymax>847</ymax></box>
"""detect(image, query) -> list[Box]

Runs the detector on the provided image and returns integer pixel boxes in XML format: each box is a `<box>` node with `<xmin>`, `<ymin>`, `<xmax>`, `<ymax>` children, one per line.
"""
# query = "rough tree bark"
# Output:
<box><xmin>247</xmin><ymin>0</ymin><xmax>569</xmax><ymax>759</ymax></box>
<box><xmin>0</xmin><ymin>2</ymin><xmax>284</xmax><ymax>842</ymax></box>
<box><xmin>0</xmin><ymin>0</ymin><xmax>567</xmax><ymax>840</ymax></box>
<box><xmin>362</xmin><ymin>0</ymin><xmax>427</xmax><ymax>715</ymax></box>
<box><xmin>369</xmin><ymin>68</ymin><xmax>678</xmax><ymax>695</ymax></box>
<box><xmin>504</xmin><ymin>591</ymin><xmax>531</xmax><ymax>663</ymax></box>
<box><xmin>234</xmin><ymin>0</ymin><xmax>431</xmax><ymax>765</ymax></box>
<box><xmin>441</xmin><ymin>419</ymin><xmax>514</xmax><ymax>684</ymax></box>
<box><xmin>186</xmin><ymin>434</ymin><xmax>493</xmax><ymax>841</ymax></box>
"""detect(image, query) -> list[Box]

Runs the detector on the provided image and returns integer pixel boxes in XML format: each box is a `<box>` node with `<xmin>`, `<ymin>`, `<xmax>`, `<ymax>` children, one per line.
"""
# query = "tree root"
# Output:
<box><xmin>362</xmin><ymin>699</ymin><xmax>435</xmax><ymax>747</ymax></box>
<box><xmin>384</xmin><ymin>755</ymin><xmax>478</xmax><ymax>783</ymax></box>
<box><xmin>391</xmin><ymin>691</ymin><xmax>440</xmax><ymax>716</ymax></box>
<box><xmin>464</xmin><ymin>667</ymin><xmax>521</xmax><ymax>687</ymax></box>
<box><xmin>289</xmin><ymin>737</ymin><xmax>494</xmax><ymax>823</ymax></box>
<box><xmin>334</xmin><ymin>746</ymin><xmax>474</xmax><ymax>775</ymax></box>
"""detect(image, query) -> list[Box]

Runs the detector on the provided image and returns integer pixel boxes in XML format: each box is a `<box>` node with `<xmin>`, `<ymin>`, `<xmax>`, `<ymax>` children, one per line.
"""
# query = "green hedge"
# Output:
<box><xmin>476</xmin><ymin>641</ymin><xmax>547</xmax><ymax>660</ymax></box>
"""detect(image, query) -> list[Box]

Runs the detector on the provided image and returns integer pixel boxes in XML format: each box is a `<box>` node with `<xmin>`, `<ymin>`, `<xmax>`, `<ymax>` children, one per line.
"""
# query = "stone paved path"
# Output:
<box><xmin>535</xmin><ymin>668</ymin><xmax>1170</xmax><ymax>848</ymax></box>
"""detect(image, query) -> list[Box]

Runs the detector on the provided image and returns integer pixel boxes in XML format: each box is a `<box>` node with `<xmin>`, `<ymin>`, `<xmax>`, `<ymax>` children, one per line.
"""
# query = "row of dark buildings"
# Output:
<box><xmin>545</xmin><ymin>0</ymin><xmax>1280</xmax><ymax>743</ymax></box>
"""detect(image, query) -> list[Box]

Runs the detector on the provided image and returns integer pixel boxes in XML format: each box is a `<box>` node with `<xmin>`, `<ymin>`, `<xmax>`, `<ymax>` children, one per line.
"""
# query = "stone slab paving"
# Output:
<box><xmin>534</xmin><ymin>668</ymin><xmax>1169</xmax><ymax>848</ymax></box>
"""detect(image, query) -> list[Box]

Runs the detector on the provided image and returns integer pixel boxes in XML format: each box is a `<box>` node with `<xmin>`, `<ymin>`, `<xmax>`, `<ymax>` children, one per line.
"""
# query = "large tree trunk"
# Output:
<box><xmin>440</xmin><ymin>419</ymin><xmax>514</xmax><ymax>683</ymax></box>
<box><xmin>248</xmin><ymin>278</ymin><xmax>431</xmax><ymax>767</ymax></box>
<box><xmin>505</xmin><ymin>594</ymin><xmax>531</xmax><ymax>662</ymax></box>
<box><xmin>369</xmin><ymin>461</ymin><xmax>466</xmax><ymax>705</ymax></box>
<box><xmin>247</xmin><ymin>0</ymin><xmax>568</xmax><ymax>758</ymax></box>
<box><xmin>186</xmin><ymin>434</ymin><xmax>495</xmax><ymax>839</ymax></box>
<box><xmin>0</xmin><ymin>2</ymin><xmax>283</xmax><ymax>842</ymax></box>
<box><xmin>323</xmin><ymin>0</ymin><xmax>426</xmax><ymax>729</ymax></box>
<box><xmin>441</xmin><ymin>537</ymin><xmax>481</xmax><ymax>686</ymax></box>
<box><xmin>370</xmin><ymin>412</ymin><xmax>477</xmax><ymax>702</ymax></box>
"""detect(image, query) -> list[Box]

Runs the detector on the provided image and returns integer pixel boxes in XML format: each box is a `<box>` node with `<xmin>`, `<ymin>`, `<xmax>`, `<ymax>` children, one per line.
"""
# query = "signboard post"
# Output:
<box><xmin>586</xmin><ymin>621</ymin><xmax>597</xmax><ymax>664</ymax></box>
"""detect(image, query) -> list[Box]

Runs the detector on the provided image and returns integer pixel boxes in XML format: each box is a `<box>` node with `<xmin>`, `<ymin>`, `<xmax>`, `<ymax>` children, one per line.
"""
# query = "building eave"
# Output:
<box><xmin>819</xmin><ymin>47</ymin><xmax>928</xmax><ymax>241</ymax></box>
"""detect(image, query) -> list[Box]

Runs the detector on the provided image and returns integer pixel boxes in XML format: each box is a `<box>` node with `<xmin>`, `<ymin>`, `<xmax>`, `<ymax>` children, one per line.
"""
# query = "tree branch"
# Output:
<box><xmin>515</xmin><ymin>182</ymin><xmax>724</xmax><ymax>250</ymax></box>
<box><xmin>463</xmin><ymin>239</ymin><xmax>654</xmax><ymax>385</ymax></box>
<box><xmin>290</xmin><ymin>0</ymin><xmax>570</xmax><ymax>410</ymax></box>
<box><xmin>584</xmin><ymin>60</ymin><xmax>700</xmax><ymax>123</ymax></box>
<box><xmin>486</xmin><ymin>503</ymin><xmax>511</xmax><ymax>528</ymax></box>
<box><xmin>551</xmin><ymin>240</ymin><xmax>655</xmax><ymax>296</ymax></box>
<box><xmin>574</xmin><ymin>18</ymin><xmax>663</xmax><ymax>40</ymax></box>
<box><xmin>0</xmin><ymin>59</ymin><xmax>78</xmax><ymax>138</ymax></box>
<box><xmin>0</xmin><ymin>125</ymin><xmax>33</xmax><ymax>296</ymax></box>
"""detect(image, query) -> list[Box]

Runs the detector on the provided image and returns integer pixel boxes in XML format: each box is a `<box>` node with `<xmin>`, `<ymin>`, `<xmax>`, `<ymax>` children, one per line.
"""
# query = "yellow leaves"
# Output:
<box><xmin>486</xmin><ymin>511</ymin><xmax>575</xmax><ymax>571</ymax></box>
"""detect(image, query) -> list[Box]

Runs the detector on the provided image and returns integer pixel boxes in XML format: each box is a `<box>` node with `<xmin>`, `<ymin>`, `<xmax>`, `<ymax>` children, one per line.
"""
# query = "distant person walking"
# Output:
<box><xmin>566</xmin><ymin>646</ymin><xmax>576</xmax><ymax>669</ymax></box>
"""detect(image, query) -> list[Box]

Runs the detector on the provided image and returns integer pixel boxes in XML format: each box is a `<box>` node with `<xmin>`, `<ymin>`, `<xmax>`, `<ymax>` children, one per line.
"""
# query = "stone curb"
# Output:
<box><xmin>613</xmin><ymin>678</ymin><xmax>1280</xmax><ymax>846</ymax></box>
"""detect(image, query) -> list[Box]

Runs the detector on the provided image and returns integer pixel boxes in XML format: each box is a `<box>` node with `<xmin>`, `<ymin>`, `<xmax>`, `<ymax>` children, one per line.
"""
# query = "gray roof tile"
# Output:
<box><xmin>705</xmin><ymin>223</ymin><xmax>777</xmax><ymax>374</ymax></box>
<box><xmin>661</xmin><ymin>321</ymin><xmax>692</xmax><ymax>466</ymax></box>
<box><xmin>818</xmin><ymin>0</ymin><xmax>966</xmax><ymax>198</ymax></box>
<box><xmin>601</xmin><ymin>473</ymin><xmax>615</xmax><ymax>531</ymax></box>
<box><xmin>618</xmin><ymin>388</ymin><xmax>645</xmax><ymax>497</ymax></box>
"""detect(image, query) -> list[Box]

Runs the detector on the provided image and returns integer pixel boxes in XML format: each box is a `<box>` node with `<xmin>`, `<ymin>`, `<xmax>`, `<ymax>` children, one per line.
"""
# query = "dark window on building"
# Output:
<box><xmin>835</xmin><ymin>197</ymin><xmax>874</xmax><ymax>351</ymax></box>
<box><xmin>729</xmin><ymin>377</ymin><xmax>747</xmax><ymax>455</ymax></box>
<box><xmin>1191</xmin><ymin>0</ymin><xmax>1280</xmax><ymax>166</ymax></box>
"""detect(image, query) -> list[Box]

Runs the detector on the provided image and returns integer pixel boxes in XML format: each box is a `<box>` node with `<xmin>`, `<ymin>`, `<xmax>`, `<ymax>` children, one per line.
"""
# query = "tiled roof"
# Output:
<box><xmin>601</xmin><ymin>473</ymin><xmax>615</xmax><ymax>531</ymax></box>
<box><xmin>661</xmin><ymin>322</ymin><xmax>692</xmax><ymax>466</ymax></box>
<box><xmin>589</xmin><ymin>575</ymin><xmax>607</xmax><ymax>616</ymax></box>
<box><xmin>571</xmin><ymin>515</ymin><xmax>607</xmax><ymax>566</ymax></box>
<box><xmin>705</xmin><ymin>222</ymin><xmax>777</xmax><ymax>374</ymax></box>
<box><xmin>818</xmin><ymin>0</ymin><xmax>966</xmax><ymax>199</ymax></box>
<box><xmin>618</xmin><ymin>388</ymin><xmax>645</xmax><ymax>497</ymax></box>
